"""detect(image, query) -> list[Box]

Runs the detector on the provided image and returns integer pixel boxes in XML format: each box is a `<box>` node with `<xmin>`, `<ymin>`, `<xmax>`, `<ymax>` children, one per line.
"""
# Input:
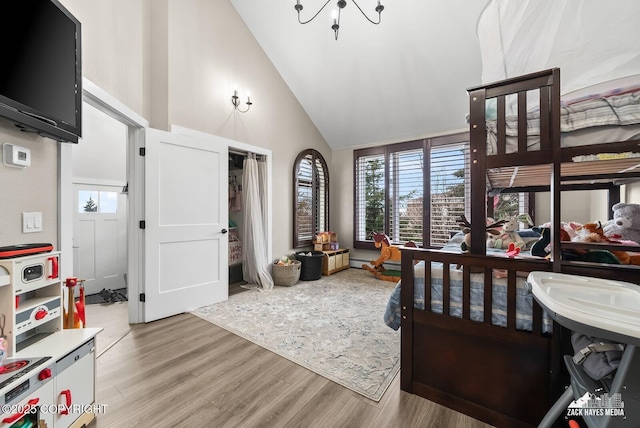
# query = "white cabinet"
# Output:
<box><xmin>54</xmin><ymin>338</ymin><xmax>95</xmax><ymax>428</ymax></box>
<box><xmin>15</xmin><ymin>330</ymin><xmax>102</xmax><ymax>428</ymax></box>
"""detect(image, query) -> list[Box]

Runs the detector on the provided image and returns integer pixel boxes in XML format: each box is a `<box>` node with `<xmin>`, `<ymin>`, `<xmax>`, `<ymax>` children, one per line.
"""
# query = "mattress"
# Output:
<box><xmin>383</xmin><ymin>248</ymin><xmax>553</xmax><ymax>333</ymax></box>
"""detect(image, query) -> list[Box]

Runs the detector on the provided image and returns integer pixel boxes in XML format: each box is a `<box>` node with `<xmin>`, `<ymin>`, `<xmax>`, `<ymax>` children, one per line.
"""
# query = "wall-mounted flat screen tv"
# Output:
<box><xmin>0</xmin><ymin>0</ymin><xmax>82</xmax><ymax>143</ymax></box>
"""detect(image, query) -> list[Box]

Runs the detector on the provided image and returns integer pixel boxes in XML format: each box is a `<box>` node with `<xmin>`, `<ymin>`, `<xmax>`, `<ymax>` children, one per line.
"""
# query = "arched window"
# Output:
<box><xmin>293</xmin><ymin>149</ymin><xmax>329</xmax><ymax>248</ymax></box>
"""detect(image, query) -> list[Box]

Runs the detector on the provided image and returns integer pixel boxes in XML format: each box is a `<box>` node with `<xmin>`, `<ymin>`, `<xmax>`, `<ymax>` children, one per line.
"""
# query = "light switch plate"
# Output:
<box><xmin>22</xmin><ymin>212</ymin><xmax>43</xmax><ymax>233</ymax></box>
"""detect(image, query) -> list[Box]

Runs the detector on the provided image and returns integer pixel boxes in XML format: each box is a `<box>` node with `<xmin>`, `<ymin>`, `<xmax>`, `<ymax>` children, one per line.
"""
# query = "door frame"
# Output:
<box><xmin>59</xmin><ymin>78</ymin><xmax>147</xmax><ymax>324</ymax></box>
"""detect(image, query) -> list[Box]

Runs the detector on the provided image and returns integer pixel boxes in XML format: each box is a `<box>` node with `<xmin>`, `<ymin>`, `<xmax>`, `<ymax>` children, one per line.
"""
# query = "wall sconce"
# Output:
<box><xmin>231</xmin><ymin>89</ymin><xmax>252</xmax><ymax>113</ymax></box>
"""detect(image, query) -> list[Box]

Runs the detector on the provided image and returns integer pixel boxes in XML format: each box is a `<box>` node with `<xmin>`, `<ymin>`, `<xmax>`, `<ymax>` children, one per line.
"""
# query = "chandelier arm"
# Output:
<box><xmin>297</xmin><ymin>0</ymin><xmax>333</xmax><ymax>25</ymax></box>
<box><xmin>351</xmin><ymin>0</ymin><xmax>382</xmax><ymax>25</ymax></box>
<box><xmin>333</xmin><ymin>7</ymin><xmax>342</xmax><ymax>40</ymax></box>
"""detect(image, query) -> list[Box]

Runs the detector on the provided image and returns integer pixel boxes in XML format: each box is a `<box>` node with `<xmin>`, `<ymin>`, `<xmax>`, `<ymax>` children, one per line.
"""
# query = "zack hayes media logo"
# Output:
<box><xmin>566</xmin><ymin>391</ymin><xmax>625</xmax><ymax>418</ymax></box>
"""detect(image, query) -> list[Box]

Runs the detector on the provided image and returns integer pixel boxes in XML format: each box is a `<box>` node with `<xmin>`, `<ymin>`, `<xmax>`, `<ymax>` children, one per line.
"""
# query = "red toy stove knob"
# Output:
<box><xmin>35</xmin><ymin>308</ymin><xmax>48</xmax><ymax>320</ymax></box>
<box><xmin>38</xmin><ymin>368</ymin><xmax>52</xmax><ymax>380</ymax></box>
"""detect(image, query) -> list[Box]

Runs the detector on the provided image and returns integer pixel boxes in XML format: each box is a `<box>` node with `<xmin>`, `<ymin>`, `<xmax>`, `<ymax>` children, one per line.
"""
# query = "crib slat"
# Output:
<box><xmin>532</xmin><ymin>300</ymin><xmax>543</xmax><ymax>336</ymax></box>
<box><xmin>539</xmin><ymin>87</ymin><xmax>551</xmax><ymax>152</ymax></box>
<box><xmin>484</xmin><ymin>268</ymin><xmax>492</xmax><ymax>324</ymax></box>
<box><xmin>497</xmin><ymin>95</ymin><xmax>506</xmax><ymax>155</ymax></box>
<box><xmin>443</xmin><ymin>262</ymin><xmax>450</xmax><ymax>316</ymax></box>
<box><xmin>463</xmin><ymin>266</ymin><xmax>471</xmax><ymax>320</ymax></box>
<box><xmin>518</xmin><ymin>91</ymin><xmax>527</xmax><ymax>153</ymax></box>
<box><xmin>425</xmin><ymin>260</ymin><xmax>432</xmax><ymax>312</ymax></box>
<box><xmin>507</xmin><ymin>270</ymin><xmax>517</xmax><ymax>329</ymax></box>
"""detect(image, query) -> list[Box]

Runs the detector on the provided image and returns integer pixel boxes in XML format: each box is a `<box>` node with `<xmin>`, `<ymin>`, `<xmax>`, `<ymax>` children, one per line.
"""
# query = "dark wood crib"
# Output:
<box><xmin>399</xmin><ymin>68</ymin><xmax>640</xmax><ymax>427</ymax></box>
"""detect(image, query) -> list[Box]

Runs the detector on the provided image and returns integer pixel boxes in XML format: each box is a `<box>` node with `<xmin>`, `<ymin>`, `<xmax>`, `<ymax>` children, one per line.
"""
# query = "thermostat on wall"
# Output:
<box><xmin>3</xmin><ymin>143</ymin><xmax>31</xmax><ymax>168</ymax></box>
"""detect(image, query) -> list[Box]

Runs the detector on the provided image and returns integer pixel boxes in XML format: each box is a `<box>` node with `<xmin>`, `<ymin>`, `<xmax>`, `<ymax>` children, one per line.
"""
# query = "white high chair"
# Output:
<box><xmin>528</xmin><ymin>272</ymin><xmax>640</xmax><ymax>428</ymax></box>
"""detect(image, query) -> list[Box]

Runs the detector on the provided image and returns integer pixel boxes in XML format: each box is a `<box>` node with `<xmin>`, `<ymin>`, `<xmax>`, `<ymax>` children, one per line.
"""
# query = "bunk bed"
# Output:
<box><xmin>395</xmin><ymin>68</ymin><xmax>640</xmax><ymax>427</ymax></box>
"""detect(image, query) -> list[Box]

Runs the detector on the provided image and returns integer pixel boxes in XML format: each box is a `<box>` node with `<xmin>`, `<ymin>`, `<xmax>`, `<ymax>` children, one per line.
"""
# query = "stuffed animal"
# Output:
<box><xmin>603</xmin><ymin>202</ymin><xmax>640</xmax><ymax>244</ymax></box>
<box><xmin>530</xmin><ymin>226</ymin><xmax>572</xmax><ymax>258</ymax></box>
<box><xmin>573</xmin><ymin>221</ymin><xmax>640</xmax><ymax>265</ymax></box>
<box><xmin>491</xmin><ymin>213</ymin><xmax>533</xmax><ymax>250</ymax></box>
<box><xmin>456</xmin><ymin>215</ymin><xmax>505</xmax><ymax>253</ymax></box>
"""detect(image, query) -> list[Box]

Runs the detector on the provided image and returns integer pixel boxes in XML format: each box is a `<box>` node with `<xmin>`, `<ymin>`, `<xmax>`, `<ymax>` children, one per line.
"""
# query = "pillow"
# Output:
<box><xmin>517</xmin><ymin>229</ymin><xmax>542</xmax><ymax>250</ymax></box>
<box><xmin>447</xmin><ymin>232</ymin><xmax>466</xmax><ymax>246</ymax></box>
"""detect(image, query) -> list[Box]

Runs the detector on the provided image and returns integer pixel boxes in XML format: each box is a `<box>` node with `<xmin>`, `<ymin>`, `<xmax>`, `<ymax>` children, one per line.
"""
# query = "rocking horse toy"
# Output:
<box><xmin>362</xmin><ymin>232</ymin><xmax>417</xmax><ymax>282</ymax></box>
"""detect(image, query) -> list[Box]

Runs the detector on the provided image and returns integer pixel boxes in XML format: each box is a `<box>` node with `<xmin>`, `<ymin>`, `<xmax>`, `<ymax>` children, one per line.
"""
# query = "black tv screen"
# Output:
<box><xmin>0</xmin><ymin>0</ymin><xmax>81</xmax><ymax>143</ymax></box>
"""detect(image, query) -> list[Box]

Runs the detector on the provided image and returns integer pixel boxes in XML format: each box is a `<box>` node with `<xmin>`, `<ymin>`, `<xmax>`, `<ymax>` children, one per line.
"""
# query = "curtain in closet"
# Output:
<box><xmin>241</xmin><ymin>153</ymin><xmax>274</xmax><ymax>290</ymax></box>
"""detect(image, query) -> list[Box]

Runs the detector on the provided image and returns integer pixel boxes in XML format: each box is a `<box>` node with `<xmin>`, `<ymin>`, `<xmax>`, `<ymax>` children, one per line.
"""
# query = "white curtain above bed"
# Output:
<box><xmin>477</xmin><ymin>0</ymin><xmax>640</xmax><ymax>94</ymax></box>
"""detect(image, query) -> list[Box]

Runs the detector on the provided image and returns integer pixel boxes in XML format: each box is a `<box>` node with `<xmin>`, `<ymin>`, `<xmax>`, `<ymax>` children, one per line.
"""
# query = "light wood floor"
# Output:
<box><xmin>88</xmin><ymin>302</ymin><xmax>494</xmax><ymax>427</ymax></box>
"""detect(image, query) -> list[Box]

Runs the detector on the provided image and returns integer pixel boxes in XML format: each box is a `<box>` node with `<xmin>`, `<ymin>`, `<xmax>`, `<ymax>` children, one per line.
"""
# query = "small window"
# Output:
<box><xmin>78</xmin><ymin>190</ymin><xmax>118</xmax><ymax>213</ymax></box>
<box><xmin>293</xmin><ymin>149</ymin><xmax>329</xmax><ymax>248</ymax></box>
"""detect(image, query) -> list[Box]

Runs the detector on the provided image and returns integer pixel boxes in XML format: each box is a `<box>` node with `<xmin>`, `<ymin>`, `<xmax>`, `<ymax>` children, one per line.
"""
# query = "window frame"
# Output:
<box><xmin>353</xmin><ymin>131</ymin><xmax>535</xmax><ymax>250</ymax></box>
<box><xmin>292</xmin><ymin>149</ymin><xmax>329</xmax><ymax>248</ymax></box>
<box><xmin>353</xmin><ymin>132</ymin><xmax>472</xmax><ymax>250</ymax></box>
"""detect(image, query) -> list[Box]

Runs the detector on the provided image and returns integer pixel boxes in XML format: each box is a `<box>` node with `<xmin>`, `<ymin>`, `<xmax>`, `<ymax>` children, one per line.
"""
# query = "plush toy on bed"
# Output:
<box><xmin>573</xmin><ymin>221</ymin><xmax>640</xmax><ymax>265</ymax></box>
<box><xmin>456</xmin><ymin>215</ymin><xmax>505</xmax><ymax>253</ymax></box>
<box><xmin>530</xmin><ymin>224</ymin><xmax>576</xmax><ymax>258</ymax></box>
<box><xmin>490</xmin><ymin>213</ymin><xmax>533</xmax><ymax>250</ymax></box>
<box><xmin>603</xmin><ymin>202</ymin><xmax>640</xmax><ymax>244</ymax></box>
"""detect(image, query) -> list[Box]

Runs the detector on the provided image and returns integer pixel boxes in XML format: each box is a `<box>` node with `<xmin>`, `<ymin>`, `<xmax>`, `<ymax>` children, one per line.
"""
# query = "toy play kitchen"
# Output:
<box><xmin>529</xmin><ymin>272</ymin><xmax>640</xmax><ymax>428</ymax></box>
<box><xmin>0</xmin><ymin>244</ymin><xmax>102</xmax><ymax>428</ymax></box>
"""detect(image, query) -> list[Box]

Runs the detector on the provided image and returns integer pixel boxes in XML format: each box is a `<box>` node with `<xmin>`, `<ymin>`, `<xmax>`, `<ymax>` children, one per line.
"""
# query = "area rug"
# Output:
<box><xmin>191</xmin><ymin>268</ymin><xmax>400</xmax><ymax>401</ymax></box>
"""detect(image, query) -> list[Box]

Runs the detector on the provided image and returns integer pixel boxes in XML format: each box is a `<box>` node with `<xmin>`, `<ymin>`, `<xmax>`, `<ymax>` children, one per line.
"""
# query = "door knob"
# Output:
<box><xmin>221</xmin><ymin>229</ymin><xmax>228</xmax><ymax>234</ymax></box>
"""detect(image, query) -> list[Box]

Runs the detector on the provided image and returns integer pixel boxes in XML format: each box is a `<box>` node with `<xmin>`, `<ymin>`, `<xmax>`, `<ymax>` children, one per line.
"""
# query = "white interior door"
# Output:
<box><xmin>73</xmin><ymin>184</ymin><xmax>128</xmax><ymax>296</ymax></box>
<box><xmin>144</xmin><ymin>128</ymin><xmax>228</xmax><ymax>322</ymax></box>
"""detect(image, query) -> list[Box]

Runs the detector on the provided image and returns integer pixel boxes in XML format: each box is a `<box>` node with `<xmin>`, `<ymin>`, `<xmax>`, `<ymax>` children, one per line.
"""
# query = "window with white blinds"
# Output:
<box><xmin>354</xmin><ymin>134</ymin><xmax>471</xmax><ymax>249</ymax></box>
<box><xmin>353</xmin><ymin>133</ymin><xmax>533</xmax><ymax>249</ymax></box>
<box><xmin>293</xmin><ymin>149</ymin><xmax>329</xmax><ymax>248</ymax></box>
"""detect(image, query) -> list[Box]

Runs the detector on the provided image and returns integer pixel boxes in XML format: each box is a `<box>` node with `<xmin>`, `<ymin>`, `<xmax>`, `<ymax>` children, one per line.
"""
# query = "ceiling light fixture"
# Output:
<box><xmin>231</xmin><ymin>89</ymin><xmax>252</xmax><ymax>113</ymax></box>
<box><xmin>295</xmin><ymin>0</ymin><xmax>384</xmax><ymax>40</ymax></box>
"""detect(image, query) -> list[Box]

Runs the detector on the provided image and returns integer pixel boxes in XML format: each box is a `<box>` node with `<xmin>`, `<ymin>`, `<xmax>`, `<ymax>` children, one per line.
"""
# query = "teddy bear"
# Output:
<box><xmin>603</xmin><ymin>202</ymin><xmax>640</xmax><ymax>244</ymax></box>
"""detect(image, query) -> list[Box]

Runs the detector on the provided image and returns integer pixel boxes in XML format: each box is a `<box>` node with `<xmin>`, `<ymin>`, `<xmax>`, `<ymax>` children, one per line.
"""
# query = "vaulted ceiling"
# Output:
<box><xmin>229</xmin><ymin>1</ymin><xmax>489</xmax><ymax>150</ymax></box>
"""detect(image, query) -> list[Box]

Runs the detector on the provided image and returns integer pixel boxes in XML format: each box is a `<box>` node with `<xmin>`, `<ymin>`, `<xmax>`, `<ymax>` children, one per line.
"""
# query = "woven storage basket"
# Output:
<box><xmin>272</xmin><ymin>260</ymin><xmax>301</xmax><ymax>287</ymax></box>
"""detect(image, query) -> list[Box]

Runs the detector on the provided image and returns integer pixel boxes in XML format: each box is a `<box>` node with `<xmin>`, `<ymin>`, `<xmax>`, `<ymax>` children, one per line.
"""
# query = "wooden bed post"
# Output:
<box><xmin>549</xmin><ymin>68</ymin><xmax>562</xmax><ymax>272</ymax></box>
<box><xmin>400</xmin><ymin>248</ymin><xmax>415</xmax><ymax>392</ymax></box>
<box><xmin>468</xmin><ymin>88</ymin><xmax>487</xmax><ymax>255</ymax></box>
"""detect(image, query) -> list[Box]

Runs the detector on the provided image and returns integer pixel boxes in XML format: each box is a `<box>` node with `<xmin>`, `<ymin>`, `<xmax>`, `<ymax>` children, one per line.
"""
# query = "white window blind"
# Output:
<box><xmin>429</xmin><ymin>143</ymin><xmax>469</xmax><ymax>246</ymax></box>
<box><xmin>294</xmin><ymin>150</ymin><xmax>329</xmax><ymax>248</ymax></box>
<box><xmin>389</xmin><ymin>148</ymin><xmax>424</xmax><ymax>245</ymax></box>
<box><xmin>355</xmin><ymin>152</ymin><xmax>385</xmax><ymax>242</ymax></box>
<box><xmin>296</xmin><ymin>156</ymin><xmax>314</xmax><ymax>243</ymax></box>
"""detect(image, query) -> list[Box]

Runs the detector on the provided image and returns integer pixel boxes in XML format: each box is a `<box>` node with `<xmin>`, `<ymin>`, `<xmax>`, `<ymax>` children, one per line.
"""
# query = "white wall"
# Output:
<box><xmin>163</xmin><ymin>0</ymin><xmax>331</xmax><ymax>258</ymax></box>
<box><xmin>0</xmin><ymin>119</ymin><xmax>58</xmax><ymax>246</ymax></box>
<box><xmin>60</xmin><ymin>0</ymin><xmax>146</xmax><ymax>118</ymax></box>
<box><xmin>73</xmin><ymin>103</ymin><xmax>127</xmax><ymax>185</ymax></box>
<box><xmin>57</xmin><ymin>0</ymin><xmax>332</xmax><ymax>260</ymax></box>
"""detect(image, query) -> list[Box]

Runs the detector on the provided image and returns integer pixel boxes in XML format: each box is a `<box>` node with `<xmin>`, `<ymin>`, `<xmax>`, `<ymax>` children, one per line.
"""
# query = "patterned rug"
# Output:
<box><xmin>191</xmin><ymin>268</ymin><xmax>401</xmax><ymax>401</ymax></box>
